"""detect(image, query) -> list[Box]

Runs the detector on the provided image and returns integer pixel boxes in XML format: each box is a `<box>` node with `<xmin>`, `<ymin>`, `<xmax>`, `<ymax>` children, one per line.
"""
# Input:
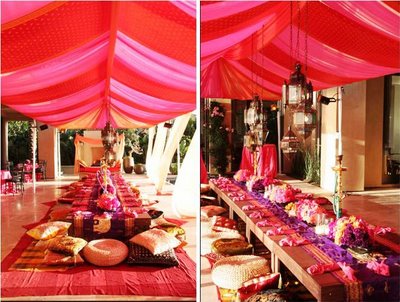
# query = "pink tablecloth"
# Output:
<box><xmin>0</xmin><ymin>170</ymin><xmax>12</xmax><ymax>194</ymax></box>
<box><xmin>200</xmin><ymin>152</ymin><xmax>208</xmax><ymax>184</ymax></box>
<box><xmin>239</xmin><ymin>144</ymin><xmax>278</xmax><ymax>178</ymax></box>
<box><xmin>0</xmin><ymin>170</ymin><xmax>11</xmax><ymax>181</ymax></box>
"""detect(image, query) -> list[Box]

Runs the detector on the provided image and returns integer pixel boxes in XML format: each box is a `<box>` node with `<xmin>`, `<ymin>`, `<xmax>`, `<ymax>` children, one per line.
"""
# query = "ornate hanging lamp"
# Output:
<box><xmin>243</xmin><ymin>32</ymin><xmax>265</xmax><ymax>175</ymax></box>
<box><xmin>281</xmin><ymin>2</ymin><xmax>316</xmax><ymax>147</ymax></box>
<box><xmin>280</xmin><ymin>126</ymin><xmax>300</xmax><ymax>155</ymax></box>
<box><xmin>101</xmin><ymin>120</ymin><xmax>117</xmax><ymax>165</ymax></box>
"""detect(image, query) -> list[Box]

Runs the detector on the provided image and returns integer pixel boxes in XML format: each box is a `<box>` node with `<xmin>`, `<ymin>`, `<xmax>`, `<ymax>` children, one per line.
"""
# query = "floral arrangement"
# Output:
<box><xmin>97</xmin><ymin>193</ymin><xmax>120</xmax><ymax>211</ymax></box>
<box><xmin>208</xmin><ymin>101</ymin><xmax>228</xmax><ymax>174</ymax></box>
<box><xmin>233</xmin><ymin>169</ymin><xmax>252</xmax><ymax>182</ymax></box>
<box><xmin>294</xmin><ymin>199</ymin><xmax>327</xmax><ymax>225</ymax></box>
<box><xmin>211</xmin><ymin>105</ymin><xmax>225</xmax><ymax>118</ymax></box>
<box><xmin>285</xmin><ymin>202</ymin><xmax>297</xmax><ymax>217</ymax></box>
<box><xmin>98</xmin><ymin>184</ymin><xmax>116</xmax><ymax>196</ymax></box>
<box><xmin>245</xmin><ymin>175</ymin><xmax>265</xmax><ymax>192</ymax></box>
<box><xmin>269</xmin><ymin>184</ymin><xmax>301</xmax><ymax>204</ymax></box>
<box><xmin>262</xmin><ymin>178</ymin><xmax>282</xmax><ymax>187</ymax></box>
<box><xmin>328</xmin><ymin>216</ymin><xmax>370</xmax><ymax>249</ymax></box>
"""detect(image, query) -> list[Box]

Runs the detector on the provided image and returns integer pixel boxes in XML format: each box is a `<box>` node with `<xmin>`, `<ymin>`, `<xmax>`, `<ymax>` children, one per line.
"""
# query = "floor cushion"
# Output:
<box><xmin>83</xmin><ymin>239</ymin><xmax>128</xmax><ymax>266</ymax></box>
<box><xmin>211</xmin><ymin>238</ymin><xmax>253</xmax><ymax>256</ymax></box>
<box><xmin>211</xmin><ymin>255</ymin><xmax>270</xmax><ymax>290</ymax></box>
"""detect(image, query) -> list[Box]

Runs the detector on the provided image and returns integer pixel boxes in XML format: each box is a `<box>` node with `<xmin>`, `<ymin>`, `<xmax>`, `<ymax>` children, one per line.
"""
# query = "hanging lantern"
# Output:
<box><xmin>282</xmin><ymin>63</ymin><xmax>313</xmax><ymax>106</ymax></box>
<box><xmin>280</xmin><ymin>127</ymin><xmax>300</xmax><ymax>155</ymax></box>
<box><xmin>244</xmin><ymin>95</ymin><xmax>264</xmax><ymax>150</ymax></box>
<box><xmin>293</xmin><ymin>102</ymin><xmax>317</xmax><ymax>138</ymax></box>
<box><xmin>101</xmin><ymin>121</ymin><xmax>117</xmax><ymax>165</ymax></box>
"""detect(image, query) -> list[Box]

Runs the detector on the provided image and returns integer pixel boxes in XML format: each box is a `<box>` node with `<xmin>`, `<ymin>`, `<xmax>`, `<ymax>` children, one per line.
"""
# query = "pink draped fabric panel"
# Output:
<box><xmin>115</xmin><ymin>32</ymin><xmax>195</xmax><ymax>92</ymax></box>
<box><xmin>201</xmin><ymin>58</ymin><xmax>280</xmax><ymax>100</ymax></box>
<box><xmin>200</xmin><ymin>1</ymin><xmax>400</xmax><ymax>100</ymax></box>
<box><xmin>110</xmin><ymin>97</ymin><xmax>188</xmax><ymax>125</ymax></box>
<box><xmin>170</xmin><ymin>0</ymin><xmax>196</xmax><ymax>18</ymax></box>
<box><xmin>1</xmin><ymin>1</ymin><xmax>53</xmax><ymax>24</ymax></box>
<box><xmin>322</xmin><ymin>1</ymin><xmax>400</xmax><ymax>41</ymax></box>
<box><xmin>201</xmin><ymin>1</ymin><xmax>263</xmax><ymax>22</ymax></box>
<box><xmin>1</xmin><ymin>1</ymin><xmax>195</xmax><ymax>129</ymax></box>
<box><xmin>110</xmin><ymin>79</ymin><xmax>194</xmax><ymax>112</ymax></box>
<box><xmin>9</xmin><ymin>82</ymin><xmax>105</xmax><ymax>114</ymax></box>
<box><xmin>2</xmin><ymin>33</ymin><xmax>109</xmax><ymax>96</ymax></box>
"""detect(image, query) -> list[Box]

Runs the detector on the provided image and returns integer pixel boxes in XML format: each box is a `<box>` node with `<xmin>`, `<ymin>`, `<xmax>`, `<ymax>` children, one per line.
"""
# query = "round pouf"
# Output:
<box><xmin>212</xmin><ymin>255</ymin><xmax>270</xmax><ymax>290</ymax></box>
<box><xmin>212</xmin><ymin>238</ymin><xmax>253</xmax><ymax>256</ymax></box>
<box><xmin>83</xmin><ymin>239</ymin><xmax>128</xmax><ymax>266</ymax></box>
<box><xmin>201</xmin><ymin>232</ymin><xmax>245</xmax><ymax>255</ymax></box>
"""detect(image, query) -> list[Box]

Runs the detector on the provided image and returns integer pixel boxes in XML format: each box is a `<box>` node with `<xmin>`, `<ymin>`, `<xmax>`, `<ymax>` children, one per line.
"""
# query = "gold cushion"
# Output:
<box><xmin>211</xmin><ymin>238</ymin><xmax>253</xmax><ymax>256</ymax></box>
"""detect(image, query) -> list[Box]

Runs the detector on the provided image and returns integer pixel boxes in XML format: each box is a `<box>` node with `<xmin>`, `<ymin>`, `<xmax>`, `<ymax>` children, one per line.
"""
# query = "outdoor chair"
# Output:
<box><xmin>5</xmin><ymin>170</ymin><xmax>24</xmax><ymax>194</ymax></box>
<box><xmin>36</xmin><ymin>160</ymin><xmax>47</xmax><ymax>180</ymax></box>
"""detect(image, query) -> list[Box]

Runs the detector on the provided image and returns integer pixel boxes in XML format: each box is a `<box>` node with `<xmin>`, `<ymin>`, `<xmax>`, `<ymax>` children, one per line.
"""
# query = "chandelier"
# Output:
<box><xmin>280</xmin><ymin>126</ymin><xmax>301</xmax><ymax>155</ymax></box>
<box><xmin>101</xmin><ymin>121</ymin><xmax>117</xmax><ymax>165</ymax></box>
<box><xmin>244</xmin><ymin>95</ymin><xmax>264</xmax><ymax>175</ymax></box>
<box><xmin>282</xmin><ymin>62</ymin><xmax>313</xmax><ymax>106</ymax></box>
<box><xmin>280</xmin><ymin>2</ymin><xmax>316</xmax><ymax>149</ymax></box>
<box><xmin>244</xmin><ymin>95</ymin><xmax>264</xmax><ymax>151</ymax></box>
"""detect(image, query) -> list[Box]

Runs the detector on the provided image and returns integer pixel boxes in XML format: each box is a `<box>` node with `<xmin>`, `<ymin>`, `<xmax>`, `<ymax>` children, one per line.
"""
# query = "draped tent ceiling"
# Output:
<box><xmin>1</xmin><ymin>1</ymin><xmax>196</xmax><ymax>129</ymax></box>
<box><xmin>201</xmin><ymin>1</ymin><xmax>400</xmax><ymax>100</ymax></box>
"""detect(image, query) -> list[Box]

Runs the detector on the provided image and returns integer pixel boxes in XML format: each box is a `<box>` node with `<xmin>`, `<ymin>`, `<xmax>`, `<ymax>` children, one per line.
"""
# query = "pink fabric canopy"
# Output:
<box><xmin>1</xmin><ymin>1</ymin><xmax>195</xmax><ymax>129</ymax></box>
<box><xmin>201</xmin><ymin>1</ymin><xmax>400</xmax><ymax>100</ymax></box>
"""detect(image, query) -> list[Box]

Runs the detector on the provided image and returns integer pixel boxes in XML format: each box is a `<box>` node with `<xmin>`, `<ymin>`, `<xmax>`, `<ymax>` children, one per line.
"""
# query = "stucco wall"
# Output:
<box><xmin>365</xmin><ymin>77</ymin><xmax>384</xmax><ymax>187</ymax></box>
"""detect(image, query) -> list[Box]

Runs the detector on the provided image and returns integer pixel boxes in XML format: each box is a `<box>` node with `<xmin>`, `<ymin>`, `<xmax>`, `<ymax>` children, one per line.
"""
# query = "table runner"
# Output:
<box><xmin>215</xmin><ymin>180</ymin><xmax>400</xmax><ymax>302</ymax></box>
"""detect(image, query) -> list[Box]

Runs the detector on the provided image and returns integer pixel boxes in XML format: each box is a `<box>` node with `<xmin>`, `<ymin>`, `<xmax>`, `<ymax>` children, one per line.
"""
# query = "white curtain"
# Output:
<box><xmin>145</xmin><ymin>126</ymin><xmax>156</xmax><ymax>179</ymax></box>
<box><xmin>149</xmin><ymin>123</ymin><xmax>168</xmax><ymax>184</ymax></box>
<box><xmin>154</xmin><ymin>113</ymin><xmax>191</xmax><ymax>193</ymax></box>
<box><xmin>115</xmin><ymin>133</ymin><xmax>125</xmax><ymax>172</ymax></box>
<box><xmin>173</xmin><ymin>127</ymin><xmax>199</xmax><ymax>218</ymax></box>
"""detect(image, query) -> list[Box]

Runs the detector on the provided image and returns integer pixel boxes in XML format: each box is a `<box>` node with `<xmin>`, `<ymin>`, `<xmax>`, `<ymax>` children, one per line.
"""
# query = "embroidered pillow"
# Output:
<box><xmin>43</xmin><ymin>250</ymin><xmax>85</xmax><ymax>266</ymax></box>
<box><xmin>26</xmin><ymin>221</ymin><xmax>71</xmax><ymax>240</ymax></box>
<box><xmin>127</xmin><ymin>242</ymin><xmax>178</xmax><ymax>267</ymax></box>
<box><xmin>48</xmin><ymin>236</ymin><xmax>87</xmax><ymax>256</ymax></box>
<box><xmin>130</xmin><ymin>229</ymin><xmax>181</xmax><ymax>255</ymax></box>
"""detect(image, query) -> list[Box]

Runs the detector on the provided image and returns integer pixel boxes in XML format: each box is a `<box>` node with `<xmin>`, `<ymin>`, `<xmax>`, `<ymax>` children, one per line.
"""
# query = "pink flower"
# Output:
<box><xmin>97</xmin><ymin>193</ymin><xmax>120</xmax><ymax>211</ymax></box>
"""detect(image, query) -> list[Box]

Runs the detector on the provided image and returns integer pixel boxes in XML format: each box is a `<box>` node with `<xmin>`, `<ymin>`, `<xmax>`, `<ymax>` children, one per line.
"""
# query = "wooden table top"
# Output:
<box><xmin>210</xmin><ymin>181</ymin><xmax>345</xmax><ymax>302</ymax></box>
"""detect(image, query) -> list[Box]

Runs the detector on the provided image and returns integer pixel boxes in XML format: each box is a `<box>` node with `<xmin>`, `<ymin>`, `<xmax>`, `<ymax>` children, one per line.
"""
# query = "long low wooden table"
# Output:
<box><xmin>210</xmin><ymin>181</ymin><xmax>345</xmax><ymax>302</ymax></box>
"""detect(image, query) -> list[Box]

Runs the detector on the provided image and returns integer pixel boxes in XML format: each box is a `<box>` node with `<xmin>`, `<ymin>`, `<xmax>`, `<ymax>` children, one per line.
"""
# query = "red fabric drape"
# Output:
<box><xmin>201</xmin><ymin>1</ymin><xmax>400</xmax><ymax>100</ymax></box>
<box><xmin>1</xmin><ymin>1</ymin><xmax>196</xmax><ymax>129</ymax></box>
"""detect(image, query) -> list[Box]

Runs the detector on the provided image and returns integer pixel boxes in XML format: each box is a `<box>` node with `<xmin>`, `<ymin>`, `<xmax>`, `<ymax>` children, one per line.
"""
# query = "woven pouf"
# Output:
<box><xmin>212</xmin><ymin>255</ymin><xmax>270</xmax><ymax>290</ymax></box>
<box><xmin>201</xmin><ymin>232</ymin><xmax>245</xmax><ymax>255</ymax></box>
<box><xmin>83</xmin><ymin>239</ymin><xmax>128</xmax><ymax>266</ymax></box>
<box><xmin>212</xmin><ymin>238</ymin><xmax>253</xmax><ymax>256</ymax></box>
